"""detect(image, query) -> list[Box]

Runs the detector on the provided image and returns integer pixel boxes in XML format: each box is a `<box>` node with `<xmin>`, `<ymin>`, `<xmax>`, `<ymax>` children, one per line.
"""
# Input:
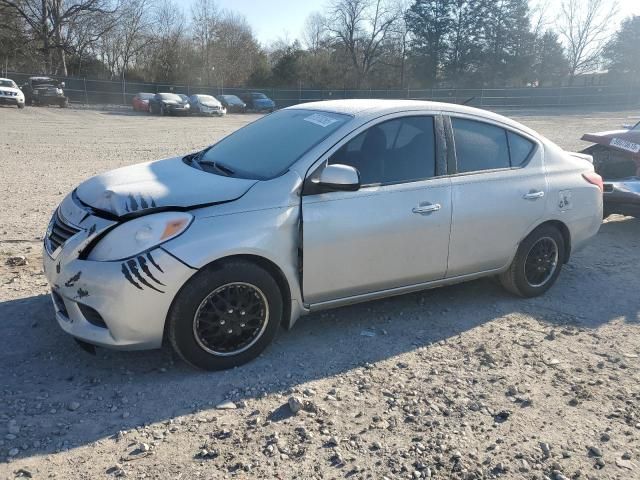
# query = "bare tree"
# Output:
<box><xmin>212</xmin><ymin>11</ymin><xmax>262</xmax><ymax>87</ymax></box>
<box><xmin>302</xmin><ymin>12</ymin><xmax>327</xmax><ymax>53</ymax></box>
<box><xmin>556</xmin><ymin>0</ymin><xmax>618</xmax><ymax>83</ymax></box>
<box><xmin>191</xmin><ymin>0</ymin><xmax>218</xmax><ymax>85</ymax></box>
<box><xmin>325</xmin><ymin>0</ymin><xmax>400</xmax><ymax>87</ymax></box>
<box><xmin>0</xmin><ymin>0</ymin><xmax>118</xmax><ymax>75</ymax></box>
<box><xmin>151</xmin><ymin>0</ymin><xmax>186</xmax><ymax>82</ymax></box>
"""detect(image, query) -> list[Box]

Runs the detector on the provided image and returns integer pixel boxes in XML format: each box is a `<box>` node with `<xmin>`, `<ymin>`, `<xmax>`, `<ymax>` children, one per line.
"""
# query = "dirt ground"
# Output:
<box><xmin>0</xmin><ymin>105</ymin><xmax>639</xmax><ymax>480</ymax></box>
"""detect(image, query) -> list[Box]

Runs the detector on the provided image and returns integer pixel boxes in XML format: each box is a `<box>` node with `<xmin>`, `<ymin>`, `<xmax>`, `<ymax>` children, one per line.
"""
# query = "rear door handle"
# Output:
<box><xmin>412</xmin><ymin>203</ymin><xmax>441</xmax><ymax>215</ymax></box>
<box><xmin>523</xmin><ymin>190</ymin><xmax>545</xmax><ymax>200</ymax></box>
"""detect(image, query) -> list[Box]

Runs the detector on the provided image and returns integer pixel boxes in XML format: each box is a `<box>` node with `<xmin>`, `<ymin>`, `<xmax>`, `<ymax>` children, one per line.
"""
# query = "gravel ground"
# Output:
<box><xmin>0</xmin><ymin>105</ymin><xmax>639</xmax><ymax>480</ymax></box>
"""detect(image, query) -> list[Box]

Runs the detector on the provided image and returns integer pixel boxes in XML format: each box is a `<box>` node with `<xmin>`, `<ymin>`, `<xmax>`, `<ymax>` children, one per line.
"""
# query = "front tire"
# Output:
<box><xmin>168</xmin><ymin>261</ymin><xmax>283</xmax><ymax>370</ymax></box>
<box><xmin>499</xmin><ymin>225</ymin><xmax>565</xmax><ymax>297</ymax></box>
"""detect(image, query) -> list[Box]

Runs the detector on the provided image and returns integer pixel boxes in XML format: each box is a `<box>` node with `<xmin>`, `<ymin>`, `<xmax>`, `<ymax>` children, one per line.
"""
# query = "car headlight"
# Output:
<box><xmin>87</xmin><ymin>212</ymin><xmax>193</xmax><ymax>261</ymax></box>
<box><xmin>57</xmin><ymin>88</ymin><xmax>63</xmax><ymax>94</ymax></box>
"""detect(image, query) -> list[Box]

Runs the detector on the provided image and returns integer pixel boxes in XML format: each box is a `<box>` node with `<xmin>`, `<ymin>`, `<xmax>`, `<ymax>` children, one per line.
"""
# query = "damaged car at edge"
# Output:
<box><xmin>581</xmin><ymin>120</ymin><xmax>640</xmax><ymax>218</ymax></box>
<box><xmin>44</xmin><ymin>100</ymin><xmax>603</xmax><ymax>370</ymax></box>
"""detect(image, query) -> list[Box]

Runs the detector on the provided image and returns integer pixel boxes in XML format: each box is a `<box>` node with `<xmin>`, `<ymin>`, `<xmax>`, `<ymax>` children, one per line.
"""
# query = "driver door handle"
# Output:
<box><xmin>523</xmin><ymin>190</ymin><xmax>545</xmax><ymax>200</ymax></box>
<box><xmin>412</xmin><ymin>203</ymin><xmax>441</xmax><ymax>215</ymax></box>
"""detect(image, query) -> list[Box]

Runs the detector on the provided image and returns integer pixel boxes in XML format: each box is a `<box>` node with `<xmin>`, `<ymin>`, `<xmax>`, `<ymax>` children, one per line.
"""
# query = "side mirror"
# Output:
<box><xmin>60</xmin><ymin>82</ymin><xmax>65</xmax><ymax>88</ymax></box>
<box><xmin>316</xmin><ymin>164</ymin><xmax>360</xmax><ymax>192</ymax></box>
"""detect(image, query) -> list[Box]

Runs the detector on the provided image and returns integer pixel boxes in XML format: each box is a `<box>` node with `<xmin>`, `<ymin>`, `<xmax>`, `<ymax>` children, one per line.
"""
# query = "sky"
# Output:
<box><xmin>181</xmin><ymin>0</ymin><xmax>640</xmax><ymax>46</ymax></box>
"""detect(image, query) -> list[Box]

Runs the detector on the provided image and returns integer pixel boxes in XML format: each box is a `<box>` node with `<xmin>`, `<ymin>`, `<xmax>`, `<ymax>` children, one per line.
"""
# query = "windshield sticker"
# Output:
<box><xmin>610</xmin><ymin>137</ymin><xmax>640</xmax><ymax>153</ymax></box>
<box><xmin>304</xmin><ymin>113</ymin><xmax>340</xmax><ymax>127</ymax></box>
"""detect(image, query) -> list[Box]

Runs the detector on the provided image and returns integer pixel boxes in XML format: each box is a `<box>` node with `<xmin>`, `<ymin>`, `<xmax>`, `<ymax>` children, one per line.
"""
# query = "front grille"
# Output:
<box><xmin>48</xmin><ymin>209</ymin><xmax>80</xmax><ymax>252</ymax></box>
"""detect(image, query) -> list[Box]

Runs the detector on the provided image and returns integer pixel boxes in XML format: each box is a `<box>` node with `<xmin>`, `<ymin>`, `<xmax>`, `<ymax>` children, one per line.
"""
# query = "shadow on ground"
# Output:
<box><xmin>0</xmin><ymin>217</ymin><xmax>638</xmax><ymax>460</ymax></box>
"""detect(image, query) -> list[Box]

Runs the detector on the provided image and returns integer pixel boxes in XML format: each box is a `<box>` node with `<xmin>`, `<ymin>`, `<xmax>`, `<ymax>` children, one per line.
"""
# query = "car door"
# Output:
<box><xmin>446</xmin><ymin>115</ymin><xmax>547</xmax><ymax>277</ymax></box>
<box><xmin>301</xmin><ymin>114</ymin><xmax>452</xmax><ymax>305</ymax></box>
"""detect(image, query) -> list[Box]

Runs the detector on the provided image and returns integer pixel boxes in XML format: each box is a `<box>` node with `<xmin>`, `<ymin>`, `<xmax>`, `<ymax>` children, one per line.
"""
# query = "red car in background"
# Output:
<box><xmin>132</xmin><ymin>92</ymin><xmax>154</xmax><ymax>112</ymax></box>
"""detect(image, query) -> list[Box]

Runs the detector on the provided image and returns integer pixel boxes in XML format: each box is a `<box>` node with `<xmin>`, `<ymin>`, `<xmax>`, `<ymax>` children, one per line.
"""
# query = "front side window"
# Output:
<box><xmin>197</xmin><ymin>109</ymin><xmax>351</xmax><ymax>180</ymax></box>
<box><xmin>329</xmin><ymin>116</ymin><xmax>436</xmax><ymax>186</ymax></box>
<box><xmin>452</xmin><ymin>118</ymin><xmax>535</xmax><ymax>173</ymax></box>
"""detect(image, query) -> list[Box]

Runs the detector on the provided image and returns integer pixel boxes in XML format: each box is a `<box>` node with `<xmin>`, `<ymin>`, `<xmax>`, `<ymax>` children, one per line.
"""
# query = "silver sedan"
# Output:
<box><xmin>43</xmin><ymin>100</ymin><xmax>603</xmax><ymax>370</ymax></box>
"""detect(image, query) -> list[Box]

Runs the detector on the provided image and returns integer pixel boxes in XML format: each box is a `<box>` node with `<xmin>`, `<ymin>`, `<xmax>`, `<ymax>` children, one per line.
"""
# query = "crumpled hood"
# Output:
<box><xmin>76</xmin><ymin>157</ymin><xmax>258</xmax><ymax>217</ymax></box>
<box><xmin>582</xmin><ymin>129</ymin><xmax>640</xmax><ymax>154</ymax></box>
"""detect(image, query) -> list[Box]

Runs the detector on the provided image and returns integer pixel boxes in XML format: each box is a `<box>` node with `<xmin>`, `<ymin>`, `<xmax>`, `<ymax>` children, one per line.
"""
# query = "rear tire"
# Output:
<box><xmin>499</xmin><ymin>225</ymin><xmax>565</xmax><ymax>298</ymax></box>
<box><xmin>168</xmin><ymin>261</ymin><xmax>283</xmax><ymax>370</ymax></box>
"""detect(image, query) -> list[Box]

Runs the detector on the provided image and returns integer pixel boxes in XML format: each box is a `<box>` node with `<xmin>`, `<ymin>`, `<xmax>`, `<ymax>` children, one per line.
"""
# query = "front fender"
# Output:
<box><xmin>161</xmin><ymin>205</ymin><xmax>304</xmax><ymax>325</ymax></box>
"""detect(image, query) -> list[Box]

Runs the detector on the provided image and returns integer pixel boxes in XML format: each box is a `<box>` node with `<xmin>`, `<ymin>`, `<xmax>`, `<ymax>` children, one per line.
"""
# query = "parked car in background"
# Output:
<box><xmin>189</xmin><ymin>94</ymin><xmax>226</xmax><ymax>116</ymax></box>
<box><xmin>44</xmin><ymin>100</ymin><xmax>602</xmax><ymax>371</ymax></box>
<box><xmin>0</xmin><ymin>78</ymin><xmax>25</xmax><ymax>108</ymax></box>
<box><xmin>217</xmin><ymin>94</ymin><xmax>246</xmax><ymax>113</ymax></box>
<box><xmin>240</xmin><ymin>92</ymin><xmax>275</xmax><ymax>112</ymax></box>
<box><xmin>148</xmin><ymin>93</ymin><xmax>190</xmax><ymax>116</ymax></box>
<box><xmin>132</xmin><ymin>92</ymin><xmax>154</xmax><ymax>112</ymax></box>
<box><xmin>581</xmin><ymin>120</ymin><xmax>640</xmax><ymax>218</ymax></box>
<box><xmin>21</xmin><ymin>76</ymin><xmax>68</xmax><ymax>107</ymax></box>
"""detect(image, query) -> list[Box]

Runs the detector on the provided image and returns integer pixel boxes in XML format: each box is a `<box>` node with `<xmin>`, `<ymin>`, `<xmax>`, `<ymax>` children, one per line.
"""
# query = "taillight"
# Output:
<box><xmin>582</xmin><ymin>172</ymin><xmax>603</xmax><ymax>192</ymax></box>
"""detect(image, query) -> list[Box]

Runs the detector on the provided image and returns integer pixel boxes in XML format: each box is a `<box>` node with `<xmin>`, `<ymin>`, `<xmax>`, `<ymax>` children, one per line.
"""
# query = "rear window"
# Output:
<box><xmin>199</xmin><ymin>109</ymin><xmax>351</xmax><ymax>180</ymax></box>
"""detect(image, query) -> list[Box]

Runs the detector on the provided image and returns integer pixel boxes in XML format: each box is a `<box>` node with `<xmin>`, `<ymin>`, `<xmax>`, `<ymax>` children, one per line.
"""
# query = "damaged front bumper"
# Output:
<box><xmin>43</xmin><ymin>194</ymin><xmax>196</xmax><ymax>350</ymax></box>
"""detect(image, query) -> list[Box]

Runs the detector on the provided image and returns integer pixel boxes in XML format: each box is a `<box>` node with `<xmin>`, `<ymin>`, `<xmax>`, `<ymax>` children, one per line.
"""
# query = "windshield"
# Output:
<box><xmin>632</xmin><ymin>121</ymin><xmax>640</xmax><ymax>132</ymax></box>
<box><xmin>252</xmin><ymin>93</ymin><xmax>267</xmax><ymax>99</ymax></box>
<box><xmin>33</xmin><ymin>79</ymin><xmax>56</xmax><ymax>86</ymax></box>
<box><xmin>0</xmin><ymin>80</ymin><xmax>16</xmax><ymax>88</ymax></box>
<box><xmin>196</xmin><ymin>95</ymin><xmax>216</xmax><ymax>102</ymax></box>
<box><xmin>139</xmin><ymin>93</ymin><xmax>154</xmax><ymax>99</ymax></box>
<box><xmin>196</xmin><ymin>109</ymin><xmax>351</xmax><ymax>180</ymax></box>
<box><xmin>222</xmin><ymin>95</ymin><xmax>242</xmax><ymax>104</ymax></box>
<box><xmin>159</xmin><ymin>93</ymin><xmax>181</xmax><ymax>101</ymax></box>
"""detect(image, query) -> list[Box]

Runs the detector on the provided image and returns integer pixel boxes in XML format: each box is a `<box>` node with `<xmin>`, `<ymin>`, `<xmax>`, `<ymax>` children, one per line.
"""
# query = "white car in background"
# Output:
<box><xmin>189</xmin><ymin>94</ymin><xmax>226</xmax><ymax>116</ymax></box>
<box><xmin>43</xmin><ymin>100</ymin><xmax>603</xmax><ymax>370</ymax></box>
<box><xmin>0</xmin><ymin>78</ymin><xmax>25</xmax><ymax>108</ymax></box>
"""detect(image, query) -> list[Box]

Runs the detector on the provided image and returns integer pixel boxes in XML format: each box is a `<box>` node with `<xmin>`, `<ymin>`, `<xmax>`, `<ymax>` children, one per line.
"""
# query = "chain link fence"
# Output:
<box><xmin>5</xmin><ymin>71</ymin><xmax>640</xmax><ymax>109</ymax></box>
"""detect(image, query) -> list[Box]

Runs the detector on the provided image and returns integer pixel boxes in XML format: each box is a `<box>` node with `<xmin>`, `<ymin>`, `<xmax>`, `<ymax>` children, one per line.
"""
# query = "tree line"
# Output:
<box><xmin>0</xmin><ymin>0</ymin><xmax>637</xmax><ymax>89</ymax></box>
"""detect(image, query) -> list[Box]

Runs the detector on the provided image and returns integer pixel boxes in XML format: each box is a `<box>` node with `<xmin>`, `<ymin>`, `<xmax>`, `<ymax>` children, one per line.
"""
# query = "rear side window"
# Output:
<box><xmin>507</xmin><ymin>131</ymin><xmax>534</xmax><ymax>166</ymax></box>
<box><xmin>452</xmin><ymin>118</ymin><xmax>536</xmax><ymax>173</ymax></box>
<box><xmin>452</xmin><ymin>119</ymin><xmax>510</xmax><ymax>172</ymax></box>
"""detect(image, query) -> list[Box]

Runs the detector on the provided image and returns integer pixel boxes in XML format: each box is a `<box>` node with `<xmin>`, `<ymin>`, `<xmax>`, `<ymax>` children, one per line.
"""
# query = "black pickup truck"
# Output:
<box><xmin>21</xmin><ymin>76</ymin><xmax>69</xmax><ymax>107</ymax></box>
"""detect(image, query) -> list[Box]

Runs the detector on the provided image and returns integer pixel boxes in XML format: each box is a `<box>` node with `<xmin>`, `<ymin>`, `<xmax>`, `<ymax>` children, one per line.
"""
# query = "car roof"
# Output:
<box><xmin>29</xmin><ymin>76</ymin><xmax>54</xmax><ymax>81</ymax></box>
<box><xmin>0</xmin><ymin>78</ymin><xmax>16</xmax><ymax>82</ymax></box>
<box><xmin>287</xmin><ymin>99</ymin><xmax>538</xmax><ymax>137</ymax></box>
